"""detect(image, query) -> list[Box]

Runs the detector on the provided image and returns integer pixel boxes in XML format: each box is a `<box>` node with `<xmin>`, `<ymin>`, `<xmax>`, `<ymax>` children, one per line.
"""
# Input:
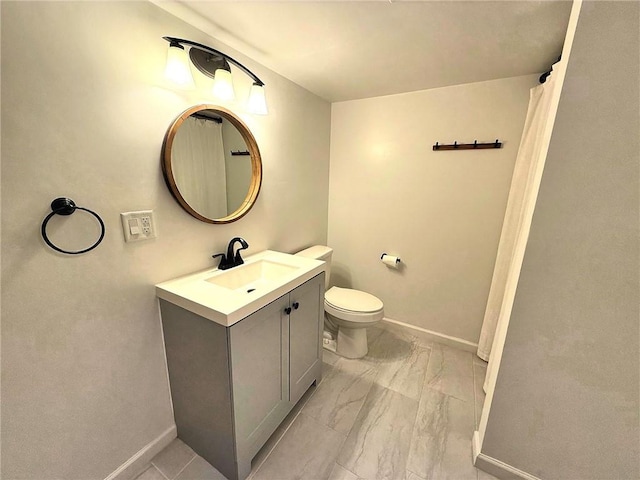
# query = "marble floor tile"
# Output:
<box><xmin>135</xmin><ymin>466</ymin><xmax>166</xmax><ymax>480</ymax></box>
<box><xmin>424</xmin><ymin>343</ymin><xmax>474</xmax><ymax>402</ymax></box>
<box><xmin>249</xmin><ymin>383</ymin><xmax>318</xmax><ymax>474</ymax></box>
<box><xmin>473</xmin><ymin>362</ymin><xmax>487</xmax><ymax>430</ymax></box>
<box><xmin>405</xmin><ymin>471</ymin><xmax>426</xmax><ymax>480</ymax></box>
<box><xmin>366</xmin><ymin>329</ymin><xmax>415</xmax><ymax>364</ymax></box>
<box><xmin>407</xmin><ymin>388</ymin><xmax>476</xmax><ymax>480</ymax></box>
<box><xmin>251</xmin><ymin>412</ymin><xmax>346</xmax><ymax>480</ymax></box>
<box><xmin>367</xmin><ymin>325</ymin><xmax>386</xmax><ymax>345</ymax></box>
<box><xmin>374</xmin><ymin>342</ymin><xmax>431</xmax><ymax>401</ymax></box>
<box><xmin>322</xmin><ymin>361</ymin><xmax>336</xmax><ymax>385</ymax></box>
<box><xmin>337</xmin><ymin>385</ymin><xmax>418</xmax><ymax>480</ymax></box>
<box><xmin>328</xmin><ymin>463</ymin><xmax>362</xmax><ymax>480</ymax></box>
<box><xmin>303</xmin><ymin>357</ymin><xmax>376</xmax><ymax>434</ymax></box>
<box><xmin>151</xmin><ymin>438</ymin><xmax>196</xmax><ymax>480</ymax></box>
<box><xmin>149</xmin><ymin>333</ymin><xmax>486</xmax><ymax>480</ymax></box>
<box><xmin>175</xmin><ymin>456</ymin><xmax>226</xmax><ymax>480</ymax></box>
<box><xmin>378</xmin><ymin>321</ymin><xmax>434</xmax><ymax>350</ymax></box>
<box><xmin>324</xmin><ymin>348</ymin><xmax>342</xmax><ymax>366</ymax></box>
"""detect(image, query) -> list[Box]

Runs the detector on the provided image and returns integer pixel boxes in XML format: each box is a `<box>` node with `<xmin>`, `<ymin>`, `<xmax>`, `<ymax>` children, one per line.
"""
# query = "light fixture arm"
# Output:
<box><xmin>162</xmin><ymin>36</ymin><xmax>264</xmax><ymax>87</ymax></box>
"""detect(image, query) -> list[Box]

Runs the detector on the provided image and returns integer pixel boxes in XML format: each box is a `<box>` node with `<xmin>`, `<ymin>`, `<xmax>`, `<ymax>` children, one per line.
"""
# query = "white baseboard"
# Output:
<box><xmin>104</xmin><ymin>425</ymin><xmax>177</xmax><ymax>480</ymax></box>
<box><xmin>472</xmin><ymin>430</ymin><xmax>482</xmax><ymax>461</ymax></box>
<box><xmin>380</xmin><ymin>317</ymin><xmax>479</xmax><ymax>353</ymax></box>
<box><xmin>472</xmin><ymin>431</ymin><xmax>541</xmax><ymax>480</ymax></box>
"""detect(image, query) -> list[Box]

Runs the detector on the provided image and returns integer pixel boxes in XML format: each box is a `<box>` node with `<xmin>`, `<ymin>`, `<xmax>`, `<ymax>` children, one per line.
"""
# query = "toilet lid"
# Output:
<box><xmin>325</xmin><ymin>286</ymin><xmax>383</xmax><ymax>313</ymax></box>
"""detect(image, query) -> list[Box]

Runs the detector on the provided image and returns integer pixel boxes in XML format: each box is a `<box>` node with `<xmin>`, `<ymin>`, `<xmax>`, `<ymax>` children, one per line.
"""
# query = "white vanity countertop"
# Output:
<box><xmin>156</xmin><ymin>250</ymin><xmax>325</xmax><ymax>327</ymax></box>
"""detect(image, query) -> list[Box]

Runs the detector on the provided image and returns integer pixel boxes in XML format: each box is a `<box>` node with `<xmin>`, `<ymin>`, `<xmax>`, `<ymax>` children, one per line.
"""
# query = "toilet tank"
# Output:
<box><xmin>295</xmin><ymin>245</ymin><xmax>332</xmax><ymax>290</ymax></box>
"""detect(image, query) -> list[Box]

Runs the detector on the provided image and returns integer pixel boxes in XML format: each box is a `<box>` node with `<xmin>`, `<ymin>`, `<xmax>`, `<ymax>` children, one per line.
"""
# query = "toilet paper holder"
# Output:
<box><xmin>381</xmin><ymin>253</ymin><xmax>401</xmax><ymax>266</ymax></box>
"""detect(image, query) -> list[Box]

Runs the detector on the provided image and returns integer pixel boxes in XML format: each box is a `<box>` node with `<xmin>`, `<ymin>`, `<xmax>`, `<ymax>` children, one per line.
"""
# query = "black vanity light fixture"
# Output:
<box><xmin>163</xmin><ymin>36</ymin><xmax>268</xmax><ymax>115</ymax></box>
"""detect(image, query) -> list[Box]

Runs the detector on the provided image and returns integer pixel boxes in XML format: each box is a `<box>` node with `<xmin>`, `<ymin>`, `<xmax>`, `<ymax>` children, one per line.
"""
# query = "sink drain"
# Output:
<box><xmin>247</xmin><ymin>288</ymin><xmax>256</xmax><ymax>293</ymax></box>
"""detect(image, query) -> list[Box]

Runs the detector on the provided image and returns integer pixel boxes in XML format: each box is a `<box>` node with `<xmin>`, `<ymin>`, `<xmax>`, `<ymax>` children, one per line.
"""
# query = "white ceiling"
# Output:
<box><xmin>156</xmin><ymin>1</ymin><xmax>572</xmax><ymax>103</ymax></box>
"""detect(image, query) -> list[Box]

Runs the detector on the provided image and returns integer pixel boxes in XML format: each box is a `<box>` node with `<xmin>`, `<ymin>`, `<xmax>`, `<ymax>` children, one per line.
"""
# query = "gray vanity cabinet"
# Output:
<box><xmin>288</xmin><ymin>275</ymin><xmax>324</xmax><ymax>404</ymax></box>
<box><xmin>228</xmin><ymin>294</ymin><xmax>290</xmax><ymax>478</ymax></box>
<box><xmin>159</xmin><ymin>273</ymin><xmax>324</xmax><ymax>480</ymax></box>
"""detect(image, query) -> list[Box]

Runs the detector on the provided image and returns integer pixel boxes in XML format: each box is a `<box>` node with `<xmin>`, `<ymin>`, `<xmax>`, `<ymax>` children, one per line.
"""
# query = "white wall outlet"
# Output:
<box><xmin>120</xmin><ymin>210</ymin><xmax>157</xmax><ymax>243</ymax></box>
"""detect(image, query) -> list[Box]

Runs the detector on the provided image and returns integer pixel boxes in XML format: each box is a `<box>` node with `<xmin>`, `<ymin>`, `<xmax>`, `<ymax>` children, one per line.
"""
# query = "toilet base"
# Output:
<box><xmin>336</xmin><ymin>326</ymin><xmax>369</xmax><ymax>359</ymax></box>
<box><xmin>322</xmin><ymin>336</ymin><xmax>337</xmax><ymax>353</ymax></box>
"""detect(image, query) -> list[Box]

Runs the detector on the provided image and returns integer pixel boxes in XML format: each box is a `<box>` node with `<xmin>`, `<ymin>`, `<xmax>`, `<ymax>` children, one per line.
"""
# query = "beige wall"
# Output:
<box><xmin>328</xmin><ymin>75</ymin><xmax>537</xmax><ymax>344</ymax></box>
<box><xmin>481</xmin><ymin>2</ymin><xmax>639</xmax><ymax>478</ymax></box>
<box><xmin>0</xmin><ymin>1</ymin><xmax>330</xmax><ymax>478</ymax></box>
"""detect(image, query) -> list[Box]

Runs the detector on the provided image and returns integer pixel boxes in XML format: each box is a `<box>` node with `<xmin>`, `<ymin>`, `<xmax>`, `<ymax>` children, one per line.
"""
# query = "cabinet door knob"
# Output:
<box><xmin>284</xmin><ymin>307</ymin><xmax>292</xmax><ymax>315</ymax></box>
<box><xmin>292</xmin><ymin>302</ymin><xmax>300</xmax><ymax>310</ymax></box>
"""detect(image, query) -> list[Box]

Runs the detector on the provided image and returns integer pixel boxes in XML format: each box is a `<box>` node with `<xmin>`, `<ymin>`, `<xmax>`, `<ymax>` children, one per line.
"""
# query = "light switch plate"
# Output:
<box><xmin>120</xmin><ymin>210</ymin><xmax>157</xmax><ymax>243</ymax></box>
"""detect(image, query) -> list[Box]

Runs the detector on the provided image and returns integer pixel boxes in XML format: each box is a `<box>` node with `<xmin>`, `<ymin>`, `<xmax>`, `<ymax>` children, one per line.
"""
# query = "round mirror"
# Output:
<box><xmin>162</xmin><ymin>105</ymin><xmax>262</xmax><ymax>223</ymax></box>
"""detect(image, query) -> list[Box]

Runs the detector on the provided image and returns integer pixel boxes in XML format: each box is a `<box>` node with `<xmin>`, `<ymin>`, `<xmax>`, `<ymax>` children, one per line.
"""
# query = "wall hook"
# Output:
<box><xmin>432</xmin><ymin>139</ymin><xmax>503</xmax><ymax>151</ymax></box>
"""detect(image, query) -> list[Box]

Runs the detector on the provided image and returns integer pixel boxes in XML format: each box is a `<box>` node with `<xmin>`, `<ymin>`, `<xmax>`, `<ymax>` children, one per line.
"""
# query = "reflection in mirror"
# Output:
<box><xmin>162</xmin><ymin>106</ymin><xmax>262</xmax><ymax>224</ymax></box>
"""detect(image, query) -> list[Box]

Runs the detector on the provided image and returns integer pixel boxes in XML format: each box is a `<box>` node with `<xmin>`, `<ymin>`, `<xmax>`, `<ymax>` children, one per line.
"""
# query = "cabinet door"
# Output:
<box><xmin>289</xmin><ymin>273</ymin><xmax>324</xmax><ymax>404</ymax></box>
<box><xmin>229</xmin><ymin>294</ymin><xmax>290</xmax><ymax>465</ymax></box>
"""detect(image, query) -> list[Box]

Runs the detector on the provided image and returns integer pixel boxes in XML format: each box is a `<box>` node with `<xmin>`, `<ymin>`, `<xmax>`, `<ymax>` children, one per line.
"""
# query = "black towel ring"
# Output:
<box><xmin>41</xmin><ymin>197</ymin><xmax>105</xmax><ymax>255</ymax></box>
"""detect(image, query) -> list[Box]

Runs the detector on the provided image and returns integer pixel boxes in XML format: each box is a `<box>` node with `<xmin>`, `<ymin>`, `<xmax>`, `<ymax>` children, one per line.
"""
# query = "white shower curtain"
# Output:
<box><xmin>477</xmin><ymin>72</ymin><xmax>559</xmax><ymax>362</ymax></box>
<box><xmin>172</xmin><ymin>116</ymin><xmax>228</xmax><ymax>218</ymax></box>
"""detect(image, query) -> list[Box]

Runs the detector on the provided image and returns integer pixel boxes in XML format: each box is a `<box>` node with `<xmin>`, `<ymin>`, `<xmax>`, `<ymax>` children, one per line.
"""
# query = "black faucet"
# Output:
<box><xmin>212</xmin><ymin>237</ymin><xmax>249</xmax><ymax>270</ymax></box>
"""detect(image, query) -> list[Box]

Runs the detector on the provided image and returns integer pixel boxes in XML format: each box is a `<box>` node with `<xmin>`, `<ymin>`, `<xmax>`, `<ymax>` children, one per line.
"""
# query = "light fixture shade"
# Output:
<box><xmin>247</xmin><ymin>83</ymin><xmax>268</xmax><ymax>115</ymax></box>
<box><xmin>164</xmin><ymin>44</ymin><xmax>194</xmax><ymax>88</ymax></box>
<box><xmin>212</xmin><ymin>68</ymin><xmax>235</xmax><ymax>101</ymax></box>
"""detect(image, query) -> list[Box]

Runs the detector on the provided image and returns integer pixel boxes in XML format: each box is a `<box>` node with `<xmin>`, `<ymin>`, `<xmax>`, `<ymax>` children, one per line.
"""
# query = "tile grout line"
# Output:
<box><xmin>335</xmin><ymin>461</ymin><xmax>363</xmax><ymax>480</ymax></box>
<box><xmin>149</xmin><ymin>462</ymin><xmax>171</xmax><ymax>480</ymax></box>
<box><xmin>375</xmin><ymin>338</ymin><xmax>432</xmax><ymax>402</ymax></box>
<box><xmin>407</xmin><ymin>465</ymin><xmax>428</xmax><ymax>480</ymax></box>
<box><xmin>170</xmin><ymin>453</ymin><xmax>197</xmax><ymax>480</ymax></box>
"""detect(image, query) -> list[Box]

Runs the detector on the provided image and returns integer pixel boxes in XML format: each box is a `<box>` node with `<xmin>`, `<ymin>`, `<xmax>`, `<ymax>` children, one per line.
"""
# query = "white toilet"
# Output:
<box><xmin>296</xmin><ymin>245</ymin><xmax>384</xmax><ymax>359</ymax></box>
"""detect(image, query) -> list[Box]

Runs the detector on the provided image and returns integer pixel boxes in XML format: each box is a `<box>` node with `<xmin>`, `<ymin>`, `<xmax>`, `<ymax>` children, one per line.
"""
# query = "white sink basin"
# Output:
<box><xmin>156</xmin><ymin>250</ymin><xmax>325</xmax><ymax>327</ymax></box>
<box><xmin>205</xmin><ymin>259</ymin><xmax>299</xmax><ymax>291</ymax></box>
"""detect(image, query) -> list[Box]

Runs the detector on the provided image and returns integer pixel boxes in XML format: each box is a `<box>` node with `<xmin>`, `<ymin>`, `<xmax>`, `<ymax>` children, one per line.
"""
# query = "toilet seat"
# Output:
<box><xmin>324</xmin><ymin>286</ymin><xmax>384</xmax><ymax>324</ymax></box>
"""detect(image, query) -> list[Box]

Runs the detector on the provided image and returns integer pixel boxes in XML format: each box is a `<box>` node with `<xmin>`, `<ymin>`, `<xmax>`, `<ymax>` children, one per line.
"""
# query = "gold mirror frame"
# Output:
<box><xmin>162</xmin><ymin>105</ymin><xmax>262</xmax><ymax>224</ymax></box>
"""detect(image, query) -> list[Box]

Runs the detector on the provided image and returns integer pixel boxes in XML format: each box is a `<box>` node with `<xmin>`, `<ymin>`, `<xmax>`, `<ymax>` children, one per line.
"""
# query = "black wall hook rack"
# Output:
<box><xmin>230</xmin><ymin>150</ymin><xmax>251</xmax><ymax>156</ymax></box>
<box><xmin>41</xmin><ymin>197</ymin><xmax>105</xmax><ymax>255</ymax></box>
<box><xmin>433</xmin><ymin>139</ymin><xmax>502</xmax><ymax>151</ymax></box>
